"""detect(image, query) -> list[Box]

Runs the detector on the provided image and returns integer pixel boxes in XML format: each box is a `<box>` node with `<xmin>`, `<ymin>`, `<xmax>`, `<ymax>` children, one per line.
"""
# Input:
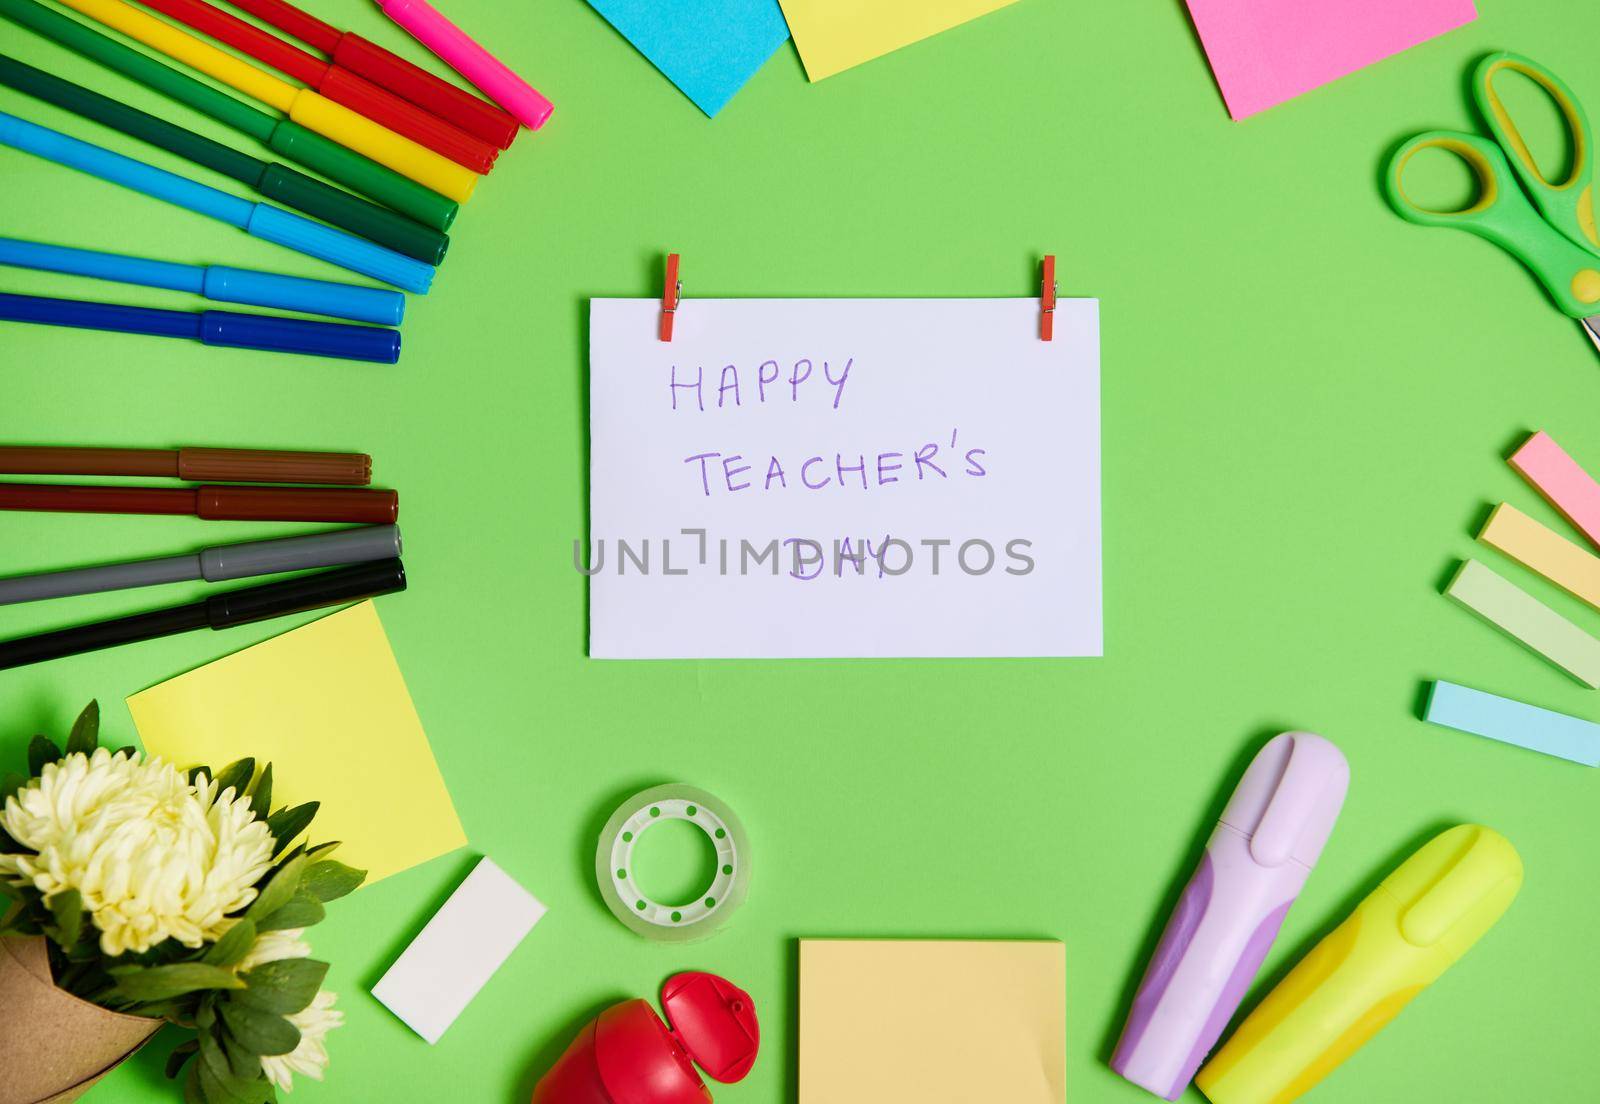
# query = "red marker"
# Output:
<box><xmin>0</xmin><ymin>481</ymin><xmax>398</xmax><ymax>523</ymax></box>
<box><xmin>132</xmin><ymin>0</ymin><xmax>499</xmax><ymax>172</ymax></box>
<box><xmin>221</xmin><ymin>0</ymin><xmax>519</xmax><ymax>149</ymax></box>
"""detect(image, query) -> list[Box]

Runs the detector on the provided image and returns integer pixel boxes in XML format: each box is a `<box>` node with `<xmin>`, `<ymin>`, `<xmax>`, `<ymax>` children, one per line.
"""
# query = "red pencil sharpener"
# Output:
<box><xmin>531</xmin><ymin>972</ymin><xmax>759</xmax><ymax>1104</ymax></box>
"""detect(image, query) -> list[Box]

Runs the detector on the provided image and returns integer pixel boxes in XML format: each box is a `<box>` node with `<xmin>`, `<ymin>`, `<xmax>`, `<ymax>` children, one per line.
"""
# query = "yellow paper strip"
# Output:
<box><xmin>1479</xmin><ymin>502</ymin><xmax>1600</xmax><ymax>612</ymax></box>
<box><xmin>778</xmin><ymin>0</ymin><xmax>1022</xmax><ymax>81</ymax></box>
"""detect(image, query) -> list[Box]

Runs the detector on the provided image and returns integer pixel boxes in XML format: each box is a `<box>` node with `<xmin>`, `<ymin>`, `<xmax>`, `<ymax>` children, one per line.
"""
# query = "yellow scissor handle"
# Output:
<box><xmin>1474</xmin><ymin>52</ymin><xmax>1599</xmax><ymax>253</ymax></box>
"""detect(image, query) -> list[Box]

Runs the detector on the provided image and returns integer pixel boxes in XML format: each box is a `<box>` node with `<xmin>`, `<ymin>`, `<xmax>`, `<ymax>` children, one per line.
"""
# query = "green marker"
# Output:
<box><xmin>0</xmin><ymin>0</ymin><xmax>457</xmax><ymax>232</ymax></box>
<box><xmin>0</xmin><ymin>54</ymin><xmax>447</xmax><ymax>264</ymax></box>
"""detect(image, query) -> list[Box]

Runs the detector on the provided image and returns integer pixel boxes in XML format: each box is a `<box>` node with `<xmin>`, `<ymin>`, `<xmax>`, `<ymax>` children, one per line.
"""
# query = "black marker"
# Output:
<box><xmin>0</xmin><ymin>559</ymin><xmax>405</xmax><ymax>671</ymax></box>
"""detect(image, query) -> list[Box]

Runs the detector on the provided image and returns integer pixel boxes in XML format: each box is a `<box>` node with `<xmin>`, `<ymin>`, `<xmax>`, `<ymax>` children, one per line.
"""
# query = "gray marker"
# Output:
<box><xmin>0</xmin><ymin>525</ymin><xmax>402</xmax><ymax>606</ymax></box>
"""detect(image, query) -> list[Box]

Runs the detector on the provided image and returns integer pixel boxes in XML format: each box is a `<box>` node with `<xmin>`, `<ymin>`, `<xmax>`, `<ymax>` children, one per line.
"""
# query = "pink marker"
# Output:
<box><xmin>1509</xmin><ymin>430</ymin><xmax>1600</xmax><ymax>552</ymax></box>
<box><xmin>376</xmin><ymin>0</ymin><xmax>552</xmax><ymax>130</ymax></box>
<box><xmin>1110</xmin><ymin>732</ymin><xmax>1349</xmax><ymax>1100</ymax></box>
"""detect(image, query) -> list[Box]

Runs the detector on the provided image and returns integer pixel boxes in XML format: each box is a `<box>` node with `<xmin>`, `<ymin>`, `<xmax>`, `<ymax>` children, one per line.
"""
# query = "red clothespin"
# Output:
<box><xmin>660</xmin><ymin>253</ymin><xmax>681</xmax><ymax>341</ymax></box>
<box><xmin>1040</xmin><ymin>254</ymin><xmax>1057</xmax><ymax>341</ymax></box>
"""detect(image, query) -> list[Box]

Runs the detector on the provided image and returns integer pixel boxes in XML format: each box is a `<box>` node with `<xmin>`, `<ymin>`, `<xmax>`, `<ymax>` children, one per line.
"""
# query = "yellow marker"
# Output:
<box><xmin>55</xmin><ymin>0</ymin><xmax>476</xmax><ymax>202</ymax></box>
<box><xmin>1196</xmin><ymin>825</ymin><xmax>1522</xmax><ymax>1104</ymax></box>
<box><xmin>1480</xmin><ymin>502</ymin><xmax>1600</xmax><ymax>611</ymax></box>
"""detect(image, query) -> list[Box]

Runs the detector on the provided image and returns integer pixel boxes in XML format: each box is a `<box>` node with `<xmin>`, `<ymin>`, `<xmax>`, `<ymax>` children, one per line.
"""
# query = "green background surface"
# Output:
<box><xmin>2</xmin><ymin>0</ymin><xmax>1598</xmax><ymax>1100</ymax></box>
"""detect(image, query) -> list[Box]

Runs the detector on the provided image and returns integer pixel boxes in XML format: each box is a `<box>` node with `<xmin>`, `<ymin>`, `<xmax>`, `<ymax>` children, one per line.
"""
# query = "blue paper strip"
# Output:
<box><xmin>1424</xmin><ymin>679</ymin><xmax>1600</xmax><ymax>766</ymax></box>
<box><xmin>587</xmin><ymin>0</ymin><xmax>791</xmax><ymax>117</ymax></box>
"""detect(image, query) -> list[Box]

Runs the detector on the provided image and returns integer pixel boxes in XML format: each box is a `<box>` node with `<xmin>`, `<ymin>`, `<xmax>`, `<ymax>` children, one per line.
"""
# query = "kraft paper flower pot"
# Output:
<box><xmin>0</xmin><ymin>935</ymin><xmax>161</xmax><ymax>1104</ymax></box>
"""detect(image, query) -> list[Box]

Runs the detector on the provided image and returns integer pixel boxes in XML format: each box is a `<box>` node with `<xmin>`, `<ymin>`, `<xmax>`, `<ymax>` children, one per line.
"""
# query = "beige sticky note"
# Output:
<box><xmin>127</xmin><ymin>602</ymin><xmax>465</xmax><ymax>885</ymax></box>
<box><xmin>799</xmin><ymin>939</ymin><xmax>1065</xmax><ymax>1104</ymax></box>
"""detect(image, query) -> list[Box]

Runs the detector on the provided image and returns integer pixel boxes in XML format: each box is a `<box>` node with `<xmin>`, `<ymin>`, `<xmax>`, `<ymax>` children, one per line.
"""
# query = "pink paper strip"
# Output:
<box><xmin>1510</xmin><ymin>431</ymin><xmax>1600</xmax><ymax>552</ymax></box>
<box><xmin>1183</xmin><ymin>0</ymin><xmax>1476</xmax><ymax>120</ymax></box>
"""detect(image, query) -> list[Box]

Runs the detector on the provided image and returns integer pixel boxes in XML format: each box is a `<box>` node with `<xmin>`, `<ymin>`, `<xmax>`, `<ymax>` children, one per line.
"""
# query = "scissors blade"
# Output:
<box><xmin>1586</xmin><ymin>316</ymin><xmax>1600</xmax><ymax>356</ymax></box>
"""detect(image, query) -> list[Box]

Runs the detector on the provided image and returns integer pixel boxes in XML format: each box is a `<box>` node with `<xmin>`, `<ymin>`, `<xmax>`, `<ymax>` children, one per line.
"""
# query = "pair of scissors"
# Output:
<box><xmin>1386</xmin><ymin>52</ymin><xmax>1600</xmax><ymax>354</ymax></box>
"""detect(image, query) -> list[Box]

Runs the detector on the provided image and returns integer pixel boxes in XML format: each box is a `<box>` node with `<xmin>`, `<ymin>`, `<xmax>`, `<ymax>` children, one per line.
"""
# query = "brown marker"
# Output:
<box><xmin>0</xmin><ymin>445</ymin><xmax>371</xmax><ymax>485</ymax></box>
<box><xmin>0</xmin><ymin>482</ymin><xmax>397</xmax><ymax>524</ymax></box>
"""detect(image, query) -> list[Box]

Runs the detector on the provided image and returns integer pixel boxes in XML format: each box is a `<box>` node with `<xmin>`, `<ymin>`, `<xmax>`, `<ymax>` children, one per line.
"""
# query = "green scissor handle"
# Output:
<box><xmin>1385</xmin><ymin>130</ymin><xmax>1600</xmax><ymax>317</ymax></box>
<box><xmin>1473</xmin><ymin>51</ymin><xmax>1599</xmax><ymax>256</ymax></box>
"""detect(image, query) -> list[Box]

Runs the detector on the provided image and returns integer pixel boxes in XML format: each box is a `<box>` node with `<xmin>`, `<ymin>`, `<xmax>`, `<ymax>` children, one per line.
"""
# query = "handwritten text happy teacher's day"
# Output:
<box><xmin>668</xmin><ymin>358</ymin><xmax>988</xmax><ymax>497</ymax></box>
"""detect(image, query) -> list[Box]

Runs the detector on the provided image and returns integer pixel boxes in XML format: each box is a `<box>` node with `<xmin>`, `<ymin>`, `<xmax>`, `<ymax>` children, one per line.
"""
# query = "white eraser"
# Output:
<box><xmin>372</xmin><ymin>856</ymin><xmax>546</xmax><ymax>1044</ymax></box>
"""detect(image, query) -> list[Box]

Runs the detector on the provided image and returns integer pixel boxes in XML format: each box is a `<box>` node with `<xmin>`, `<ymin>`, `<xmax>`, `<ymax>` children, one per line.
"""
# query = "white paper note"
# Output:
<box><xmin>587</xmin><ymin>297</ymin><xmax>1101</xmax><ymax>659</ymax></box>
<box><xmin>371</xmin><ymin>857</ymin><xmax>546</xmax><ymax>1044</ymax></box>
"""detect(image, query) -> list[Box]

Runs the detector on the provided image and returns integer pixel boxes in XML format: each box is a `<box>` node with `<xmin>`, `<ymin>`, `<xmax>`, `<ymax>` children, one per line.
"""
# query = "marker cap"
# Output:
<box><xmin>205</xmin><ymin>557</ymin><xmax>405</xmax><ymax>627</ymax></box>
<box><xmin>244</xmin><ymin>202</ymin><xmax>433</xmax><ymax>293</ymax></box>
<box><xmin>1382</xmin><ymin>824</ymin><xmax>1523</xmax><ymax>956</ymax></box>
<box><xmin>195</xmin><ymin>485</ymin><xmax>398</xmax><ymax>523</ymax></box>
<box><xmin>199</xmin><ymin>310</ymin><xmax>400</xmax><ymax>364</ymax></box>
<box><xmin>176</xmin><ymin>447</ymin><xmax>371</xmax><ymax>485</ymax></box>
<box><xmin>201</xmin><ymin>524</ymin><xmax>402</xmax><ymax>580</ymax></box>
<box><xmin>1220</xmin><ymin>732</ymin><xmax>1349</xmax><ymax>870</ymax></box>
<box><xmin>202</xmin><ymin>265</ymin><xmax>404</xmax><ymax>326</ymax></box>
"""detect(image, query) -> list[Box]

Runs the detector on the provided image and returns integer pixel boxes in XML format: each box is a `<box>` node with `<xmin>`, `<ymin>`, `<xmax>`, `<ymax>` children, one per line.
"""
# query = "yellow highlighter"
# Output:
<box><xmin>55</xmin><ymin>0</ymin><xmax>476</xmax><ymax>202</ymax></box>
<box><xmin>1196</xmin><ymin>824</ymin><xmax>1521</xmax><ymax>1104</ymax></box>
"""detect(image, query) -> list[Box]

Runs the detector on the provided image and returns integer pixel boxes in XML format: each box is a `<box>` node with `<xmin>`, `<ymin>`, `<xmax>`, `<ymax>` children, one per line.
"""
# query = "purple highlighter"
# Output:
<box><xmin>1110</xmin><ymin>732</ymin><xmax>1349</xmax><ymax>1100</ymax></box>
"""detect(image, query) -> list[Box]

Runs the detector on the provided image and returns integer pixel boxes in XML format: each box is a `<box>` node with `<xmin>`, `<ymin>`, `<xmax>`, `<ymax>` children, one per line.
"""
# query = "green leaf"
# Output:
<box><xmin>219</xmin><ymin>1000</ymin><xmax>301</xmax><ymax>1057</ymax></box>
<box><xmin>197</xmin><ymin>1054</ymin><xmax>254</xmax><ymax>1104</ymax></box>
<box><xmin>0</xmin><ymin>825</ymin><xmax>24</xmax><ymax>855</ymax></box>
<box><xmin>184</xmin><ymin>1061</ymin><xmax>206</xmax><ymax>1104</ymax></box>
<box><xmin>198</xmin><ymin>1025</ymin><xmax>272</xmax><ymax>1103</ymax></box>
<box><xmin>188</xmin><ymin>765</ymin><xmax>213</xmax><ymax>786</ymax></box>
<box><xmin>237</xmin><ymin>958</ymin><xmax>327</xmax><ymax>1015</ymax></box>
<box><xmin>204</xmin><ymin>919</ymin><xmax>257</xmax><ymax>968</ymax></box>
<box><xmin>26</xmin><ymin>736</ymin><xmax>62</xmax><ymax>777</ymax></box>
<box><xmin>256</xmin><ymin>893</ymin><xmax>324</xmax><ymax>932</ymax></box>
<box><xmin>300</xmin><ymin>860</ymin><xmax>366</xmax><ymax>903</ymax></box>
<box><xmin>213</xmin><ymin>758</ymin><xmax>256</xmax><ymax>801</ymax></box>
<box><xmin>248</xmin><ymin>765</ymin><xmax>272</xmax><ymax>823</ymax></box>
<box><xmin>265</xmin><ymin>803</ymin><xmax>318</xmax><ymax>857</ymax></box>
<box><xmin>66</xmin><ymin>702</ymin><xmax>100</xmax><ymax>756</ymax></box>
<box><xmin>112</xmin><ymin>746</ymin><xmax>138</xmax><ymax>760</ymax></box>
<box><xmin>1</xmin><ymin>772</ymin><xmax>26</xmax><ymax>804</ymax></box>
<box><xmin>221</xmin><ymin>1031</ymin><xmax>263</xmax><ymax>1082</ymax></box>
<box><xmin>245</xmin><ymin>854</ymin><xmax>308</xmax><ymax>923</ymax></box>
<box><xmin>110</xmin><ymin>963</ymin><xmax>247</xmax><ymax>1003</ymax></box>
<box><xmin>46</xmin><ymin>889</ymin><xmax>83</xmax><ymax>949</ymax></box>
<box><xmin>165</xmin><ymin>1040</ymin><xmax>199</xmax><ymax>1080</ymax></box>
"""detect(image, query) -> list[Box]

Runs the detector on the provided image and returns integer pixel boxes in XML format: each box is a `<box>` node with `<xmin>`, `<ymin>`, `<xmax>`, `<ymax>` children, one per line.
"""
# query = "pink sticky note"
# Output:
<box><xmin>1183</xmin><ymin>0</ymin><xmax>1476</xmax><ymax>120</ymax></box>
<box><xmin>1510</xmin><ymin>431</ymin><xmax>1600</xmax><ymax>552</ymax></box>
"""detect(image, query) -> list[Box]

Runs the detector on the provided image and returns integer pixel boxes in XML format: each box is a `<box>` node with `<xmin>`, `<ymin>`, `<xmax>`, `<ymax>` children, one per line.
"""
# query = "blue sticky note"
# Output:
<box><xmin>1424</xmin><ymin>679</ymin><xmax>1600</xmax><ymax>766</ymax></box>
<box><xmin>587</xmin><ymin>0</ymin><xmax>791</xmax><ymax>116</ymax></box>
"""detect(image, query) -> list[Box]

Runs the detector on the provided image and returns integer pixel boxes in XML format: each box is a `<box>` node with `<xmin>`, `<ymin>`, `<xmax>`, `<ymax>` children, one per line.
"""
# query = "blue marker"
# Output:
<box><xmin>0</xmin><ymin>237</ymin><xmax>403</xmax><ymax>325</ymax></box>
<box><xmin>0</xmin><ymin>290</ymin><xmax>400</xmax><ymax>363</ymax></box>
<box><xmin>0</xmin><ymin>111</ymin><xmax>432</xmax><ymax>294</ymax></box>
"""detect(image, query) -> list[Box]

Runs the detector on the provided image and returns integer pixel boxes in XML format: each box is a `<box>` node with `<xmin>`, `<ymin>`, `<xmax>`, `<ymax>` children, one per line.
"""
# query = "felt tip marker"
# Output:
<box><xmin>1112</xmin><ymin>732</ymin><xmax>1350</xmax><ymax>1100</ymax></box>
<box><xmin>132</xmin><ymin>0</ymin><xmax>499</xmax><ymax>172</ymax></box>
<box><xmin>0</xmin><ymin>0</ymin><xmax>460</xmax><ymax>230</ymax></box>
<box><xmin>0</xmin><ymin>237</ymin><xmax>404</xmax><ymax>326</ymax></box>
<box><xmin>223</xmin><ymin>0</ymin><xmax>519</xmax><ymax>148</ymax></box>
<box><xmin>0</xmin><ymin>291</ymin><xmax>401</xmax><ymax>364</ymax></box>
<box><xmin>0</xmin><ymin>444</ymin><xmax>371</xmax><ymax>484</ymax></box>
<box><xmin>0</xmin><ymin>112</ymin><xmax>434</xmax><ymax>293</ymax></box>
<box><xmin>0</xmin><ymin>525</ymin><xmax>403</xmax><ymax>605</ymax></box>
<box><xmin>377</xmin><ymin>0</ymin><xmax>552</xmax><ymax>130</ymax></box>
<box><xmin>0</xmin><ymin>481</ymin><xmax>399</xmax><ymax>524</ymax></box>
<box><xmin>0</xmin><ymin>558</ymin><xmax>407</xmax><ymax>671</ymax></box>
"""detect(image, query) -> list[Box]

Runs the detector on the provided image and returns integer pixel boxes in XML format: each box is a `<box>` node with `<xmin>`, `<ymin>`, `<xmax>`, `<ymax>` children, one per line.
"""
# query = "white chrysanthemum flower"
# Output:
<box><xmin>0</xmin><ymin>749</ymin><xmax>275</xmax><ymax>956</ymax></box>
<box><xmin>234</xmin><ymin>927</ymin><xmax>311</xmax><ymax>973</ymax></box>
<box><xmin>261</xmin><ymin>989</ymin><xmax>342</xmax><ymax>1092</ymax></box>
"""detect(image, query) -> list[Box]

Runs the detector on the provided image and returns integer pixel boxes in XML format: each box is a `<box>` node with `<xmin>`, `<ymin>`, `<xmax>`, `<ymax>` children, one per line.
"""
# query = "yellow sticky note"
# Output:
<box><xmin>127</xmin><ymin>602</ymin><xmax>465</xmax><ymax>885</ymax></box>
<box><xmin>779</xmin><ymin>0</ymin><xmax>1021</xmax><ymax>80</ymax></box>
<box><xmin>799</xmin><ymin>939</ymin><xmax>1065</xmax><ymax>1103</ymax></box>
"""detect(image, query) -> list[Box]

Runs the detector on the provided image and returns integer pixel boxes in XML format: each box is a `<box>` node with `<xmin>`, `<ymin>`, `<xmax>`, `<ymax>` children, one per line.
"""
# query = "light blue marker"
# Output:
<box><xmin>1424</xmin><ymin>679</ymin><xmax>1600</xmax><ymax>766</ymax></box>
<box><xmin>0</xmin><ymin>237</ymin><xmax>403</xmax><ymax>325</ymax></box>
<box><xmin>0</xmin><ymin>111</ymin><xmax>432</xmax><ymax>294</ymax></box>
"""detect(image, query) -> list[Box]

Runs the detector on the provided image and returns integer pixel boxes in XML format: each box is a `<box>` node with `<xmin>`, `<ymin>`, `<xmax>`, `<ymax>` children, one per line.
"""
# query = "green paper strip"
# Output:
<box><xmin>1445</xmin><ymin>558</ymin><xmax>1600</xmax><ymax>687</ymax></box>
